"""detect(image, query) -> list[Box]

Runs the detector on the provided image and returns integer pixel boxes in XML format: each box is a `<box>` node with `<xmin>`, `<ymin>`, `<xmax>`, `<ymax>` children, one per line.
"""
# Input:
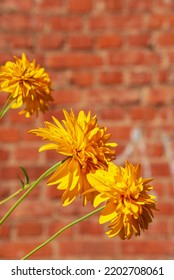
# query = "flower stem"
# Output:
<box><xmin>0</xmin><ymin>185</ymin><xmax>30</xmax><ymax>205</ymax></box>
<box><xmin>0</xmin><ymin>160</ymin><xmax>65</xmax><ymax>225</ymax></box>
<box><xmin>0</xmin><ymin>94</ymin><xmax>15</xmax><ymax>118</ymax></box>
<box><xmin>22</xmin><ymin>205</ymin><xmax>104</xmax><ymax>260</ymax></box>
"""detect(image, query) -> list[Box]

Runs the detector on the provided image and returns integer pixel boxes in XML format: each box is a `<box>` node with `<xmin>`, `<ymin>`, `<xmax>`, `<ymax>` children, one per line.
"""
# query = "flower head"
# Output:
<box><xmin>0</xmin><ymin>53</ymin><xmax>53</xmax><ymax>117</ymax></box>
<box><xmin>87</xmin><ymin>161</ymin><xmax>157</xmax><ymax>239</ymax></box>
<box><xmin>30</xmin><ymin>109</ymin><xmax>117</xmax><ymax>205</ymax></box>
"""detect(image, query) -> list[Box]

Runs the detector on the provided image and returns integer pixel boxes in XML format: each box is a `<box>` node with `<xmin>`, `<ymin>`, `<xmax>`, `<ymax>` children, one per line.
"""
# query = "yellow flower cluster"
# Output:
<box><xmin>30</xmin><ymin>110</ymin><xmax>117</xmax><ymax>206</ymax></box>
<box><xmin>0</xmin><ymin>53</ymin><xmax>53</xmax><ymax>117</ymax></box>
<box><xmin>0</xmin><ymin>53</ymin><xmax>157</xmax><ymax>240</ymax></box>
<box><xmin>30</xmin><ymin>109</ymin><xmax>157</xmax><ymax>239</ymax></box>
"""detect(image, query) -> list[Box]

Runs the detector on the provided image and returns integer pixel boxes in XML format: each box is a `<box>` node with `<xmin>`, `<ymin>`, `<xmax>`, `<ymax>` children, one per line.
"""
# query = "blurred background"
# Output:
<box><xmin>0</xmin><ymin>0</ymin><xmax>174</xmax><ymax>259</ymax></box>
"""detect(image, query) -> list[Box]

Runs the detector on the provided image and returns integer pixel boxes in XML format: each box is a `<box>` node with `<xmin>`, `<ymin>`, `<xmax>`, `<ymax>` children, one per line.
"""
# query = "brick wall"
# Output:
<box><xmin>0</xmin><ymin>0</ymin><xmax>174</xmax><ymax>259</ymax></box>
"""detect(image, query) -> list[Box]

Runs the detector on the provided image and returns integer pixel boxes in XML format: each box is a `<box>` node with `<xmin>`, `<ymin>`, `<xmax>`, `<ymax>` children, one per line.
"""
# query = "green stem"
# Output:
<box><xmin>0</xmin><ymin>94</ymin><xmax>15</xmax><ymax>118</ymax></box>
<box><xmin>0</xmin><ymin>160</ymin><xmax>64</xmax><ymax>225</ymax></box>
<box><xmin>22</xmin><ymin>205</ymin><xmax>104</xmax><ymax>260</ymax></box>
<box><xmin>0</xmin><ymin>185</ymin><xmax>30</xmax><ymax>205</ymax></box>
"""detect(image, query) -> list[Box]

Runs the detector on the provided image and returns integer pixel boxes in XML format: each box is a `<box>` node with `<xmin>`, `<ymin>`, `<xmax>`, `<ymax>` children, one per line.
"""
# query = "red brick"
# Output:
<box><xmin>11</xmin><ymin>34</ymin><xmax>33</xmax><ymax>48</ymax></box>
<box><xmin>0</xmin><ymin>34</ymin><xmax>11</xmax><ymax>49</ymax></box>
<box><xmin>108</xmin><ymin>126</ymin><xmax>131</xmax><ymax>140</ymax></box>
<box><xmin>100</xmin><ymin>107</ymin><xmax>125</xmax><ymax>120</ymax></box>
<box><xmin>0</xmin><ymin>186</ymin><xmax>10</xmax><ymax>199</ymax></box>
<box><xmin>89</xmin><ymin>89</ymin><xmax>141</xmax><ymax>106</ymax></box>
<box><xmin>70</xmin><ymin>71</ymin><xmax>93</xmax><ymax>87</ymax></box>
<box><xmin>130</xmin><ymin>106</ymin><xmax>155</xmax><ymax>121</ymax></box>
<box><xmin>49</xmin><ymin>16</ymin><xmax>82</xmax><ymax>31</ymax></box>
<box><xmin>15</xmin><ymin>147</ymin><xmax>39</xmax><ymax>161</ymax></box>
<box><xmin>151</xmin><ymin>162</ymin><xmax>170</xmax><ymax>177</ymax></box>
<box><xmin>0</xmin><ymin>166</ymin><xmax>19</xmax><ymax>180</ymax></box>
<box><xmin>128</xmin><ymin>71</ymin><xmax>152</xmax><ymax>86</ymax></box>
<box><xmin>11</xmin><ymin>201</ymin><xmax>52</xmax><ymax>219</ymax></box>
<box><xmin>158</xmin><ymin>201</ymin><xmax>174</xmax><ymax>216</ymax></box>
<box><xmin>46</xmin><ymin>54</ymin><xmax>103</xmax><ymax>69</ymax></box>
<box><xmin>127</xmin><ymin>0</ymin><xmax>152</xmax><ymax>11</ymax></box>
<box><xmin>46</xmin><ymin>185</ymin><xmax>62</xmax><ymax>200</ymax></box>
<box><xmin>156</xmin><ymin>0</ymin><xmax>174</xmax><ymax>9</ymax></box>
<box><xmin>97</xmin><ymin>34</ymin><xmax>122</xmax><ymax>49</ymax></box>
<box><xmin>2</xmin><ymin>14</ymin><xmax>44</xmax><ymax>31</ymax></box>
<box><xmin>0</xmin><ymin>0</ymin><xmax>33</xmax><ymax>11</ymax></box>
<box><xmin>78</xmin><ymin>220</ymin><xmax>104</xmax><ymax>235</ymax></box>
<box><xmin>104</xmin><ymin>0</ymin><xmax>122</xmax><ymax>11</ymax></box>
<box><xmin>147</xmin><ymin>143</ymin><xmax>164</xmax><ymax>157</ymax></box>
<box><xmin>127</xmin><ymin>34</ymin><xmax>151</xmax><ymax>47</ymax></box>
<box><xmin>0</xmin><ymin>149</ymin><xmax>9</xmax><ymax>161</ymax></box>
<box><xmin>147</xmin><ymin>87</ymin><xmax>172</xmax><ymax>105</ymax></box>
<box><xmin>59</xmin><ymin>240</ymin><xmax>116</xmax><ymax>258</ymax></box>
<box><xmin>166</xmin><ymin>51</ymin><xmax>174</xmax><ymax>63</ymax></box>
<box><xmin>68</xmin><ymin>35</ymin><xmax>93</xmax><ymax>50</ymax></box>
<box><xmin>38</xmin><ymin>0</ymin><xmax>62</xmax><ymax>9</ymax></box>
<box><xmin>109</xmin><ymin>51</ymin><xmax>160</xmax><ymax>66</ymax></box>
<box><xmin>17</xmin><ymin>222</ymin><xmax>42</xmax><ymax>237</ymax></box>
<box><xmin>122</xmin><ymin>240</ymin><xmax>174</xmax><ymax>256</ymax></box>
<box><xmin>157</xmin><ymin>33</ymin><xmax>174</xmax><ymax>46</ymax></box>
<box><xmin>147</xmin><ymin>14</ymin><xmax>174</xmax><ymax>29</ymax></box>
<box><xmin>90</xmin><ymin>15</ymin><xmax>143</xmax><ymax>30</ymax></box>
<box><xmin>0</xmin><ymin>128</ymin><xmax>20</xmax><ymax>142</ymax></box>
<box><xmin>157</xmin><ymin>70</ymin><xmax>170</xmax><ymax>83</ymax></box>
<box><xmin>99</xmin><ymin>71</ymin><xmax>123</xmax><ymax>85</ymax></box>
<box><xmin>145</xmin><ymin>219</ymin><xmax>170</xmax><ymax>238</ymax></box>
<box><xmin>52</xmin><ymin>90</ymin><xmax>83</xmax><ymax>104</ymax></box>
<box><xmin>0</xmin><ymin>242</ymin><xmax>52</xmax><ymax>259</ymax></box>
<box><xmin>68</xmin><ymin>0</ymin><xmax>92</xmax><ymax>13</ymax></box>
<box><xmin>8</xmin><ymin>111</ymin><xmax>37</xmax><ymax>124</ymax></box>
<box><xmin>0</xmin><ymin>224</ymin><xmax>10</xmax><ymax>239</ymax></box>
<box><xmin>38</xmin><ymin>34</ymin><xmax>64</xmax><ymax>50</ymax></box>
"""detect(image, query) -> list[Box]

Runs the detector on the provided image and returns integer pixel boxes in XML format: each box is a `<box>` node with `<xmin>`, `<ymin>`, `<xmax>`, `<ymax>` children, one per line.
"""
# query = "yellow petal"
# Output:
<box><xmin>93</xmin><ymin>193</ymin><xmax>108</xmax><ymax>208</ymax></box>
<box><xmin>99</xmin><ymin>202</ymin><xmax>117</xmax><ymax>224</ymax></box>
<box><xmin>39</xmin><ymin>143</ymin><xmax>58</xmax><ymax>152</ymax></box>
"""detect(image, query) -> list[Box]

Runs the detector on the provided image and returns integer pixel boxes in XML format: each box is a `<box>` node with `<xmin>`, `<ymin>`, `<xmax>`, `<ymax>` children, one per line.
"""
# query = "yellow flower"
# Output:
<box><xmin>0</xmin><ymin>53</ymin><xmax>53</xmax><ymax>117</ymax></box>
<box><xmin>30</xmin><ymin>109</ymin><xmax>117</xmax><ymax>205</ymax></box>
<box><xmin>87</xmin><ymin>161</ymin><xmax>157</xmax><ymax>239</ymax></box>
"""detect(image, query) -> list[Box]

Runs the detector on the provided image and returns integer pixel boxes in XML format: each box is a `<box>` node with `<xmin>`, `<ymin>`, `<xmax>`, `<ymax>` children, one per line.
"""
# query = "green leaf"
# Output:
<box><xmin>17</xmin><ymin>166</ymin><xmax>30</xmax><ymax>190</ymax></box>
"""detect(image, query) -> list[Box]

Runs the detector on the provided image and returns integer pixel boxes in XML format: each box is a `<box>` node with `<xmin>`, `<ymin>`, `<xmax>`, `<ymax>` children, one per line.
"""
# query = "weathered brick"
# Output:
<box><xmin>37</xmin><ymin>0</ymin><xmax>62</xmax><ymax>9</ymax></box>
<box><xmin>0</xmin><ymin>128</ymin><xmax>20</xmax><ymax>142</ymax></box>
<box><xmin>127</xmin><ymin>34</ymin><xmax>151</xmax><ymax>47</ymax></box>
<box><xmin>38</xmin><ymin>34</ymin><xmax>64</xmax><ymax>50</ymax></box>
<box><xmin>97</xmin><ymin>34</ymin><xmax>122</xmax><ymax>48</ymax></box>
<box><xmin>0</xmin><ymin>0</ymin><xmax>174</xmax><ymax>261</ymax></box>
<box><xmin>16</xmin><ymin>222</ymin><xmax>42</xmax><ymax>237</ymax></box>
<box><xmin>70</xmin><ymin>71</ymin><xmax>93</xmax><ymax>87</ymax></box>
<box><xmin>59</xmin><ymin>240</ymin><xmax>116</xmax><ymax>258</ymax></box>
<box><xmin>49</xmin><ymin>16</ymin><xmax>82</xmax><ymax>31</ymax></box>
<box><xmin>104</xmin><ymin>0</ymin><xmax>122</xmax><ymax>11</ymax></box>
<box><xmin>127</xmin><ymin>0</ymin><xmax>152</xmax><ymax>11</ymax></box>
<box><xmin>128</xmin><ymin>71</ymin><xmax>152</xmax><ymax>86</ymax></box>
<box><xmin>68</xmin><ymin>0</ymin><xmax>92</xmax><ymax>13</ymax></box>
<box><xmin>90</xmin><ymin>15</ymin><xmax>143</xmax><ymax>30</ymax></box>
<box><xmin>46</xmin><ymin>53</ymin><xmax>103</xmax><ymax>69</ymax></box>
<box><xmin>68</xmin><ymin>35</ymin><xmax>93</xmax><ymax>50</ymax></box>
<box><xmin>109</xmin><ymin>51</ymin><xmax>161</xmax><ymax>66</ymax></box>
<box><xmin>0</xmin><ymin>242</ymin><xmax>52</xmax><ymax>259</ymax></box>
<box><xmin>157</xmin><ymin>33</ymin><xmax>174</xmax><ymax>46</ymax></box>
<box><xmin>99</xmin><ymin>71</ymin><xmax>123</xmax><ymax>85</ymax></box>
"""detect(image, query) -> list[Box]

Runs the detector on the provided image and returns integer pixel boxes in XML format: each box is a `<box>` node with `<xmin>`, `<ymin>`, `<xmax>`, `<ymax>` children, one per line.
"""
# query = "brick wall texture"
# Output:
<box><xmin>0</xmin><ymin>0</ymin><xmax>174</xmax><ymax>260</ymax></box>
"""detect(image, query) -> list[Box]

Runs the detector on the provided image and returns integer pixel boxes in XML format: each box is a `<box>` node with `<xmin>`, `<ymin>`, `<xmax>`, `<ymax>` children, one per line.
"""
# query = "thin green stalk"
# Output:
<box><xmin>0</xmin><ymin>185</ymin><xmax>29</xmax><ymax>205</ymax></box>
<box><xmin>0</xmin><ymin>95</ymin><xmax>15</xmax><ymax>118</ymax></box>
<box><xmin>22</xmin><ymin>205</ymin><xmax>105</xmax><ymax>260</ymax></box>
<box><xmin>0</xmin><ymin>160</ymin><xmax>64</xmax><ymax>225</ymax></box>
